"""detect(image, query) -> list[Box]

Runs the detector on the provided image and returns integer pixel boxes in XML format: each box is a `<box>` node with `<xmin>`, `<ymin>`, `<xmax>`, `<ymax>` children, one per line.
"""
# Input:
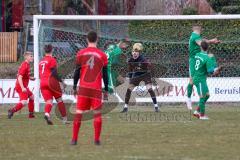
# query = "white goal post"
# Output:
<box><xmin>33</xmin><ymin>15</ymin><xmax>240</xmax><ymax>112</ymax></box>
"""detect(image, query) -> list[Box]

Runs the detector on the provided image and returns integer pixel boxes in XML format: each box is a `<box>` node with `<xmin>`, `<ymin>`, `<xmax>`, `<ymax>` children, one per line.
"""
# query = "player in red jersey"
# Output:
<box><xmin>39</xmin><ymin>44</ymin><xmax>68</xmax><ymax>125</ymax></box>
<box><xmin>8</xmin><ymin>52</ymin><xmax>35</xmax><ymax>119</ymax></box>
<box><xmin>71</xmin><ymin>31</ymin><xmax>108</xmax><ymax>145</ymax></box>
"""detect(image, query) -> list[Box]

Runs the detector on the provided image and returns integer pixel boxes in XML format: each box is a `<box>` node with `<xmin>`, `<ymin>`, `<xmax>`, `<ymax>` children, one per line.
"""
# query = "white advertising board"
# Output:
<box><xmin>0</xmin><ymin>78</ymin><xmax>240</xmax><ymax>104</ymax></box>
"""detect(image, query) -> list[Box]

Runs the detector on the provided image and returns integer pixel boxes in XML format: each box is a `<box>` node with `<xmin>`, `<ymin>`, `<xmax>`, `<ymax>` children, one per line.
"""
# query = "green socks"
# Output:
<box><xmin>187</xmin><ymin>83</ymin><xmax>193</xmax><ymax>98</ymax></box>
<box><xmin>199</xmin><ymin>95</ymin><xmax>210</xmax><ymax>115</ymax></box>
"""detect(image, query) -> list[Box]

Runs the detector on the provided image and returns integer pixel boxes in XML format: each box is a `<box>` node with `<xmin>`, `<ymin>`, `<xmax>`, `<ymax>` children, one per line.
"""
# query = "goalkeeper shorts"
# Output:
<box><xmin>130</xmin><ymin>72</ymin><xmax>152</xmax><ymax>86</ymax></box>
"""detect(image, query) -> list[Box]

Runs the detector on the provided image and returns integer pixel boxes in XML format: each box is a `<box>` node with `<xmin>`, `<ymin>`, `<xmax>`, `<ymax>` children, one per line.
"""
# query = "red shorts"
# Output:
<box><xmin>40</xmin><ymin>85</ymin><xmax>62</xmax><ymax>101</ymax></box>
<box><xmin>77</xmin><ymin>96</ymin><xmax>102</xmax><ymax>111</ymax></box>
<box><xmin>15</xmin><ymin>87</ymin><xmax>33</xmax><ymax>101</ymax></box>
<box><xmin>76</xmin><ymin>86</ymin><xmax>102</xmax><ymax>111</ymax></box>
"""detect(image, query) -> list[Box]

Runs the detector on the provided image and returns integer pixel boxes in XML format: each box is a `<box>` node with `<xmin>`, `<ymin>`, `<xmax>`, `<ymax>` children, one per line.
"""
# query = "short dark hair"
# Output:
<box><xmin>87</xmin><ymin>31</ymin><xmax>98</xmax><ymax>43</ymax></box>
<box><xmin>44</xmin><ymin>44</ymin><xmax>53</xmax><ymax>53</ymax></box>
<box><xmin>201</xmin><ymin>41</ymin><xmax>208</xmax><ymax>51</ymax></box>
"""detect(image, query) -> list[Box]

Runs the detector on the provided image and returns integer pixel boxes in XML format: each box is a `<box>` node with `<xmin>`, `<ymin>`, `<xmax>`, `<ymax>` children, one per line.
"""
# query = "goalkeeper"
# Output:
<box><xmin>104</xmin><ymin>40</ymin><xmax>128</xmax><ymax>93</ymax></box>
<box><xmin>121</xmin><ymin>43</ymin><xmax>159</xmax><ymax>113</ymax></box>
<box><xmin>193</xmin><ymin>41</ymin><xmax>222</xmax><ymax>120</ymax></box>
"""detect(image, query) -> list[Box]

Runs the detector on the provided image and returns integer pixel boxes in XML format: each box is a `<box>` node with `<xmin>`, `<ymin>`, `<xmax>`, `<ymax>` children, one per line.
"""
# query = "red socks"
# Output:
<box><xmin>93</xmin><ymin>113</ymin><xmax>102</xmax><ymax>142</ymax></box>
<box><xmin>12</xmin><ymin>103</ymin><xmax>23</xmax><ymax>113</ymax></box>
<box><xmin>57</xmin><ymin>101</ymin><xmax>67</xmax><ymax>117</ymax></box>
<box><xmin>72</xmin><ymin>113</ymin><xmax>102</xmax><ymax>142</ymax></box>
<box><xmin>72</xmin><ymin>114</ymin><xmax>82</xmax><ymax>141</ymax></box>
<box><xmin>44</xmin><ymin>103</ymin><xmax>53</xmax><ymax>115</ymax></box>
<box><xmin>28</xmin><ymin>99</ymin><xmax>34</xmax><ymax>113</ymax></box>
<box><xmin>44</xmin><ymin>101</ymin><xmax>66</xmax><ymax>117</ymax></box>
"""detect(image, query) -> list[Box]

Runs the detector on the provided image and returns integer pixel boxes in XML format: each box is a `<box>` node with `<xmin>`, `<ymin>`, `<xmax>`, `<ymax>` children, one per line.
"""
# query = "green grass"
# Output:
<box><xmin>0</xmin><ymin>105</ymin><xmax>240</xmax><ymax>160</ymax></box>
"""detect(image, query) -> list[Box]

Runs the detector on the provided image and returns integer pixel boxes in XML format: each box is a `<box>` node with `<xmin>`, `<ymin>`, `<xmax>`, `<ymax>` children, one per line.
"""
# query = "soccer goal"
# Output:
<box><xmin>33</xmin><ymin>15</ymin><xmax>240</xmax><ymax>112</ymax></box>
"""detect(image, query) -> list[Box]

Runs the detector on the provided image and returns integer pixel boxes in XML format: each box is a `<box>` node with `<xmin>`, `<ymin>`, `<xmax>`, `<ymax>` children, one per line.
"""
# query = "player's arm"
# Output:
<box><xmin>146</xmin><ymin>59</ymin><xmax>154</xmax><ymax>76</ymax></box>
<box><xmin>206</xmin><ymin>56</ymin><xmax>222</xmax><ymax>76</ymax></box>
<box><xmin>50</xmin><ymin>58</ymin><xmax>65</xmax><ymax>86</ymax></box>
<box><xmin>195</xmin><ymin>40</ymin><xmax>202</xmax><ymax>46</ymax></box>
<box><xmin>51</xmin><ymin>67</ymin><xmax>63</xmax><ymax>82</ymax></box>
<box><xmin>194</xmin><ymin>33</ymin><xmax>220</xmax><ymax>46</ymax></box>
<box><xmin>102</xmin><ymin>66</ymin><xmax>109</xmax><ymax>92</ymax></box>
<box><xmin>17</xmin><ymin>75</ymin><xmax>26</xmax><ymax>92</ymax></box>
<box><xmin>196</xmin><ymin>38</ymin><xmax>221</xmax><ymax>46</ymax></box>
<box><xmin>73</xmin><ymin>65</ymin><xmax>81</xmax><ymax>91</ymax></box>
<box><xmin>210</xmin><ymin>66</ymin><xmax>223</xmax><ymax>76</ymax></box>
<box><xmin>205</xmin><ymin>38</ymin><xmax>221</xmax><ymax>44</ymax></box>
<box><xmin>207</xmin><ymin>66</ymin><xmax>222</xmax><ymax>76</ymax></box>
<box><xmin>102</xmin><ymin>53</ymin><xmax>109</xmax><ymax>99</ymax></box>
<box><xmin>51</xmin><ymin>67</ymin><xmax>67</xmax><ymax>89</ymax></box>
<box><xmin>18</xmin><ymin>64</ymin><xmax>27</xmax><ymax>92</ymax></box>
<box><xmin>102</xmin><ymin>66</ymin><xmax>109</xmax><ymax>99</ymax></box>
<box><xmin>127</xmin><ymin>60</ymin><xmax>133</xmax><ymax>78</ymax></box>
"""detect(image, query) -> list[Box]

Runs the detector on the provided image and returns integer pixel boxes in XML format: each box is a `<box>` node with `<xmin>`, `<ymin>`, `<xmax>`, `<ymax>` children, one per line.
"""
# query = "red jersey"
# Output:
<box><xmin>39</xmin><ymin>55</ymin><xmax>57</xmax><ymax>87</ymax></box>
<box><xmin>15</xmin><ymin>61</ymin><xmax>30</xmax><ymax>89</ymax></box>
<box><xmin>76</xmin><ymin>47</ymin><xmax>108</xmax><ymax>90</ymax></box>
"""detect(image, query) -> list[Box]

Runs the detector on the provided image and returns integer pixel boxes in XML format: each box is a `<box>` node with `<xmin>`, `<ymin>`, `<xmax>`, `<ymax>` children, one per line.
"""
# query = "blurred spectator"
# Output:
<box><xmin>11</xmin><ymin>22</ymin><xmax>22</xmax><ymax>32</ymax></box>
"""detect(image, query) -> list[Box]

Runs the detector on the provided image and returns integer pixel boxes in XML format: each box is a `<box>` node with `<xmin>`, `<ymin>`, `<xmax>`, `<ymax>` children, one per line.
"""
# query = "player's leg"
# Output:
<box><xmin>112</xmin><ymin>71</ymin><xmax>125</xmax><ymax>90</ymax></box>
<box><xmin>146</xmin><ymin>83</ymin><xmax>159</xmax><ymax>112</ymax></box>
<box><xmin>108</xmin><ymin>66</ymin><xmax>114</xmax><ymax>94</ymax></box>
<box><xmin>49</xmin><ymin>83</ymin><xmax>68</xmax><ymax>124</ymax></box>
<box><xmin>71</xmin><ymin>110</ymin><xmax>83</xmax><ymax>145</ymax></box>
<box><xmin>198</xmin><ymin>95</ymin><xmax>210</xmax><ymax>120</ymax></box>
<box><xmin>93</xmin><ymin>109</ymin><xmax>102</xmax><ymax>145</ymax></box>
<box><xmin>145</xmin><ymin>74</ymin><xmax>159</xmax><ymax>112</ymax></box>
<box><xmin>8</xmin><ymin>89</ymin><xmax>28</xmax><ymax>119</ymax></box>
<box><xmin>121</xmin><ymin>83</ymin><xmax>135</xmax><ymax>113</ymax></box>
<box><xmin>195</xmin><ymin>81</ymin><xmax>210</xmax><ymax>120</ymax></box>
<box><xmin>116</xmin><ymin>74</ymin><xmax>125</xmax><ymax>86</ymax></box>
<box><xmin>186</xmin><ymin>58</ymin><xmax>195</xmax><ymax>110</ymax></box>
<box><xmin>193</xmin><ymin>82</ymin><xmax>201</xmax><ymax>118</ymax></box>
<box><xmin>108</xmin><ymin>69</ymin><xmax>125</xmax><ymax>94</ymax></box>
<box><xmin>41</xmin><ymin>88</ymin><xmax>54</xmax><ymax>125</ymax></box>
<box><xmin>91</xmin><ymin>98</ymin><xmax>103</xmax><ymax>145</ymax></box>
<box><xmin>43</xmin><ymin>99</ymin><xmax>54</xmax><ymax>125</ymax></box>
<box><xmin>8</xmin><ymin>100</ymin><xmax>27</xmax><ymax>119</ymax></box>
<box><xmin>199</xmin><ymin>81</ymin><xmax>210</xmax><ymax>120</ymax></box>
<box><xmin>71</xmin><ymin>96</ymin><xmax>90</xmax><ymax>145</ymax></box>
<box><xmin>186</xmin><ymin>78</ymin><xmax>193</xmax><ymax>110</ymax></box>
<box><xmin>27</xmin><ymin>89</ymin><xmax>35</xmax><ymax>118</ymax></box>
<box><xmin>187</xmin><ymin>78</ymin><xmax>194</xmax><ymax>97</ymax></box>
<box><xmin>55</xmin><ymin>97</ymin><xmax>68</xmax><ymax>124</ymax></box>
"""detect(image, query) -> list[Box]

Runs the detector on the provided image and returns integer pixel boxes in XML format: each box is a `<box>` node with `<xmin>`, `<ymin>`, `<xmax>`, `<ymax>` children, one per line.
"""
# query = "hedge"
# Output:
<box><xmin>221</xmin><ymin>5</ymin><xmax>240</xmax><ymax>14</ymax></box>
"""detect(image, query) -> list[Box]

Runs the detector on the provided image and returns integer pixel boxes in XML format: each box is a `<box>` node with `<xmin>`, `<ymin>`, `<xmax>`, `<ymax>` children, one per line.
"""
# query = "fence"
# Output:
<box><xmin>0</xmin><ymin>32</ymin><xmax>18</xmax><ymax>62</ymax></box>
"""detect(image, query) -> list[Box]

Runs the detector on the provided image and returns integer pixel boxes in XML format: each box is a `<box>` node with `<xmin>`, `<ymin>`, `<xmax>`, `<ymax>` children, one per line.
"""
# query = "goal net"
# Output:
<box><xmin>34</xmin><ymin>15</ymin><xmax>240</xmax><ymax>112</ymax></box>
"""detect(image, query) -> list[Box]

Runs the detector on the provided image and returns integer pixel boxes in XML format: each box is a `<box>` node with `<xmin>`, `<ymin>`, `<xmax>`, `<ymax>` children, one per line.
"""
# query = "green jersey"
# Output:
<box><xmin>189</xmin><ymin>32</ymin><xmax>202</xmax><ymax>59</ymax></box>
<box><xmin>193</xmin><ymin>51</ymin><xmax>216</xmax><ymax>83</ymax></box>
<box><xmin>105</xmin><ymin>44</ymin><xmax>122</xmax><ymax>66</ymax></box>
<box><xmin>104</xmin><ymin>44</ymin><xmax>123</xmax><ymax>93</ymax></box>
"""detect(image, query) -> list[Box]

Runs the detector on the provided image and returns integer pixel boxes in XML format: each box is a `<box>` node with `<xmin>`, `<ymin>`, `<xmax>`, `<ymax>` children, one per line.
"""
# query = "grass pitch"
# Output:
<box><xmin>0</xmin><ymin>105</ymin><xmax>240</xmax><ymax>160</ymax></box>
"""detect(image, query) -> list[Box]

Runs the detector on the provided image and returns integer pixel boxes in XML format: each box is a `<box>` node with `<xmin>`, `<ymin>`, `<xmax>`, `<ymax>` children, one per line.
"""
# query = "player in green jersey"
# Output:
<box><xmin>192</xmin><ymin>41</ymin><xmax>222</xmax><ymax>120</ymax></box>
<box><xmin>104</xmin><ymin>40</ymin><xmax>129</xmax><ymax>94</ymax></box>
<box><xmin>186</xmin><ymin>24</ymin><xmax>221</xmax><ymax>110</ymax></box>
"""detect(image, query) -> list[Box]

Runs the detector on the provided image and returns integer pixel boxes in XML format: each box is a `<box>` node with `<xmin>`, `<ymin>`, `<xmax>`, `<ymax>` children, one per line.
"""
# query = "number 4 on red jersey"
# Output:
<box><xmin>76</xmin><ymin>48</ymin><xmax>108</xmax><ymax>90</ymax></box>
